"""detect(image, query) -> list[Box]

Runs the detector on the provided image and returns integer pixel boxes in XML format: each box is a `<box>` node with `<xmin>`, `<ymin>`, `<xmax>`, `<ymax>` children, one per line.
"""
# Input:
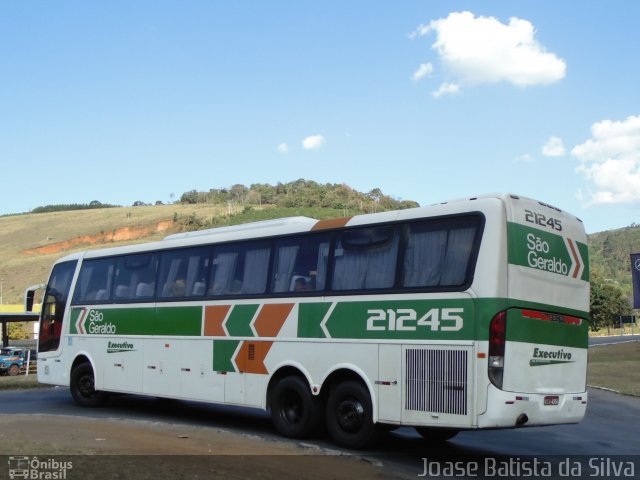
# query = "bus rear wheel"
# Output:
<box><xmin>70</xmin><ymin>363</ymin><xmax>107</xmax><ymax>407</ymax></box>
<box><xmin>415</xmin><ymin>427</ymin><xmax>459</xmax><ymax>442</ymax></box>
<box><xmin>326</xmin><ymin>380</ymin><xmax>378</xmax><ymax>449</ymax></box>
<box><xmin>270</xmin><ymin>376</ymin><xmax>322</xmax><ymax>439</ymax></box>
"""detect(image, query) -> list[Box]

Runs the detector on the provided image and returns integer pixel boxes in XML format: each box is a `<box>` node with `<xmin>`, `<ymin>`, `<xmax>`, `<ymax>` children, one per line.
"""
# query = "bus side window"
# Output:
<box><xmin>402</xmin><ymin>218</ymin><xmax>479</xmax><ymax>288</ymax></box>
<box><xmin>331</xmin><ymin>227</ymin><xmax>399</xmax><ymax>291</ymax></box>
<box><xmin>113</xmin><ymin>253</ymin><xmax>158</xmax><ymax>301</ymax></box>
<box><xmin>158</xmin><ymin>247</ymin><xmax>211</xmax><ymax>300</ymax></box>
<box><xmin>72</xmin><ymin>258</ymin><xmax>115</xmax><ymax>304</ymax></box>
<box><xmin>271</xmin><ymin>233</ymin><xmax>330</xmax><ymax>293</ymax></box>
<box><xmin>209</xmin><ymin>241</ymin><xmax>270</xmax><ymax>296</ymax></box>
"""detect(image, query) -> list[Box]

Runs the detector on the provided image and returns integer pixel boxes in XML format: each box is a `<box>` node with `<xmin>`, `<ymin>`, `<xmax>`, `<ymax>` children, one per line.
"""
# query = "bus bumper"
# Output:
<box><xmin>477</xmin><ymin>386</ymin><xmax>588</xmax><ymax>429</ymax></box>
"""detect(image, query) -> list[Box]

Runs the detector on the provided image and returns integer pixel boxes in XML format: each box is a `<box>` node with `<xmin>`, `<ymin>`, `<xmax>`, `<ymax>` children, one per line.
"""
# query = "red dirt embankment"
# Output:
<box><xmin>22</xmin><ymin>220</ymin><xmax>175</xmax><ymax>255</ymax></box>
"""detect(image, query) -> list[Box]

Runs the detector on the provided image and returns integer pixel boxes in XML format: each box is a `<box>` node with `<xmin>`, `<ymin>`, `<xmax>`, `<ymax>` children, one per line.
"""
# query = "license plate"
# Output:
<box><xmin>544</xmin><ymin>395</ymin><xmax>559</xmax><ymax>406</ymax></box>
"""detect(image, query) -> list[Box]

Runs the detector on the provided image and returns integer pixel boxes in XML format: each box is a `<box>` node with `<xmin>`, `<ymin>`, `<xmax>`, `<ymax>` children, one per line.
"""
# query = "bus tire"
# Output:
<box><xmin>270</xmin><ymin>376</ymin><xmax>322</xmax><ymax>439</ymax></box>
<box><xmin>326</xmin><ymin>380</ymin><xmax>378</xmax><ymax>449</ymax></box>
<box><xmin>70</xmin><ymin>363</ymin><xmax>107</xmax><ymax>407</ymax></box>
<box><xmin>8</xmin><ymin>364</ymin><xmax>20</xmax><ymax>376</ymax></box>
<box><xmin>415</xmin><ymin>427</ymin><xmax>459</xmax><ymax>442</ymax></box>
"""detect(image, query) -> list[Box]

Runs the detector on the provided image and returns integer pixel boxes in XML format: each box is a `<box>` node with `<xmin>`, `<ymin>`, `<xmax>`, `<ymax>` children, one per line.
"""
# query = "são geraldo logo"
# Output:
<box><xmin>75</xmin><ymin>308</ymin><xmax>117</xmax><ymax>334</ymax></box>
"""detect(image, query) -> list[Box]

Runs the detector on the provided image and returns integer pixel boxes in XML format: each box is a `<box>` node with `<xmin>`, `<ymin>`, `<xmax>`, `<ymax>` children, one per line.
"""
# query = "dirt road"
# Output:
<box><xmin>0</xmin><ymin>414</ymin><xmax>394</xmax><ymax>479</ymax></box>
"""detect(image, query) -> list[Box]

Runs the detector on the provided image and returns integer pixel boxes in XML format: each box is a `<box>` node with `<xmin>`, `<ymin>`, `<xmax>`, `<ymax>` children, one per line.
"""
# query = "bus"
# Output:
<box><xmin>35</xmin><ymin>193</ymin><xmax>589</xmax><ymax>449</ymax></box>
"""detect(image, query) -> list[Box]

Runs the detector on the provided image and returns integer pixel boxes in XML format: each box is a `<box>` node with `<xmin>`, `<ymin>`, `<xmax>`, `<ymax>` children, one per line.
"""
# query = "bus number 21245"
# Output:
<box><xmin>366</xmin><ymin>308</ymin><xmax>464</xmax><ymax>332</ymax></box>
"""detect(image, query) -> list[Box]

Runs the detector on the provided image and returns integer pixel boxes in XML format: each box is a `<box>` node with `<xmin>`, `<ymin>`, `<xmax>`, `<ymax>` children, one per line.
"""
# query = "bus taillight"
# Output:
<box><xmin>488</xmin><ymin>311</ymin><xmax>507</xmax><ymax>389</ymax></box>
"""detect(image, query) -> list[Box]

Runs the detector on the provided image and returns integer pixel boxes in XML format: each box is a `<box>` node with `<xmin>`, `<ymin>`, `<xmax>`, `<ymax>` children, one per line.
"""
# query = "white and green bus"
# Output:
<box><xmin>35</xmin><ymin>193</ymin><xmax>589</xmax><ymax>449</ymax></box>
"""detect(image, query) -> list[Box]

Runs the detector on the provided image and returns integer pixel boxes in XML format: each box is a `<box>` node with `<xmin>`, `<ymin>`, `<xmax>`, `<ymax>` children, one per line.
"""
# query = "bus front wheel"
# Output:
<box><xmin>326</xmin><ymin>380</ymin><xmax>378</xmax><ymax>449</ymax></box>
<box><xmin>70</xmin><ymin>363</ymin><xmax>107</xmax><ymax>407</ymax></box>
<box><xmin>270</xmin><ymin>376</ymin><xmax>322</xmax><ymax>439</ymax></box>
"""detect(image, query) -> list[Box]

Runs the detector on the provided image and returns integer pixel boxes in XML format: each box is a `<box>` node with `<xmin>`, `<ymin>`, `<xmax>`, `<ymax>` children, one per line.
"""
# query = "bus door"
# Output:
<box><xmin>38</xmin><ymin>260</ymin><xmax>77</xmax><ymax>354</ymax></box>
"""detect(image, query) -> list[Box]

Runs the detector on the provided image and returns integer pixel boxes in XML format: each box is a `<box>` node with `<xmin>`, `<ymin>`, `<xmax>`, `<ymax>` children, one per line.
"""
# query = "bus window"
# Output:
<box><xmin>271</xmin><ymin>233</ymin><xmax>330</xmax><ymax>293</ymax></box>
<box><xmin>72</xmin><ymin>257</ymin><xmax>115</xmax><ymax>304</ymax></box>
<box><xmin>158</xmin><ymin>247</ymin><xmax>211</xmax><ymax>299</ymax></box>
<box><xmin>402</xmin><ymin>218</ymin><xmax>479</xmax><ymax>288</ymax></box>
<box><xmin>331</xmin><ymin>226</ymin><xmax>399</xmax><ymax>290</ymax></box>
<box><xmin>113</xmin><ymin>253</ymin><xmax>158</xmax><ymax>301</ymax></box>
<box><xmin>209</xmin><ymin>241</ymin><xmax>270</xmax><ymax>296</ymax></box>
<box><xmin>39</xmin><ymin>260</ymin><xmax>77</xmax><ymax>353</ymax></box>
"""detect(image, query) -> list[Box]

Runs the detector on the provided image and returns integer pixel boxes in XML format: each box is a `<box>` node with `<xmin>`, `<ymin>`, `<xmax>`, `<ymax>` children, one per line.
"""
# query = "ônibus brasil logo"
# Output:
<box><xmin>75</xmin><ymin>308</ymin><xmax>117</xmax><ymax>335</ymax></box>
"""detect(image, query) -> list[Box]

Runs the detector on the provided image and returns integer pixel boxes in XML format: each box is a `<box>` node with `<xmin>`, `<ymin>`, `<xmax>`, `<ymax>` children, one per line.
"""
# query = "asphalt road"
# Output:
<box><xmin>0</xmin><ymin>385</ymin><xmax>638</xmax><ymax>478</ymax></box>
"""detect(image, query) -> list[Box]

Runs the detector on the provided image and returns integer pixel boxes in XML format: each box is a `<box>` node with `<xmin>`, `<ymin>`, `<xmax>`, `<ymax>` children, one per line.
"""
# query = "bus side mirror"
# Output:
<box><xmin>24</xmin><ymin>284</ymin><xmax>46</xmax><ymax>312</ymax></box>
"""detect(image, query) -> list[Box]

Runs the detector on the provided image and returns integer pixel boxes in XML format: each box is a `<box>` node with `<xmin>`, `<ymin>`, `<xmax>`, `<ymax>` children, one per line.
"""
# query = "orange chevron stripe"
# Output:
<box><xmin>567</xmin><ymin>239</ymin><xmax>582</xmax><ymax>279</ymax></box>
<box><xmin>204</xmin><ymin>305</ymin><xmax>231</xmax><ymax>336</ymax></box>
<box><xmin>253</xmin><ymin>303</ymin><xmax>293</xmax><ymax>337</ymax></box>
<box><xmin>235</xmin><ymin>341</ymin><xmax>272</xmax><ymax>374</ymax></box>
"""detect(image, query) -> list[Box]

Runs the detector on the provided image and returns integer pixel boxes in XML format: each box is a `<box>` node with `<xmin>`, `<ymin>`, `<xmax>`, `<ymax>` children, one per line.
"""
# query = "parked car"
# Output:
<box><xmin>0</xmin><ymin>347</ymin><xmax>29</xmax><ymax>376</ymax></box>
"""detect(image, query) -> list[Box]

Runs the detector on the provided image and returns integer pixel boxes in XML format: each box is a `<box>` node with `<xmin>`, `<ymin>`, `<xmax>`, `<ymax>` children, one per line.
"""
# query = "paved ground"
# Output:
<box><xmin>0</xmin><ymin>411</ymin><xmax>391</xmax><ymax>479</ymax></box>
<box><xmin>1</xmin><ymin>385</ymin><xmax>639</xmax><ymax>479</ymax></box>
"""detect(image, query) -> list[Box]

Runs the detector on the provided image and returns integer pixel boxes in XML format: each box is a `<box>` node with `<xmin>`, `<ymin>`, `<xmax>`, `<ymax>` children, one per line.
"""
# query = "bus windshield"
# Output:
<box><xmin>38</xmin><ymin>260</ymin><xmax>77</xmax><ymax>353</ymax></box>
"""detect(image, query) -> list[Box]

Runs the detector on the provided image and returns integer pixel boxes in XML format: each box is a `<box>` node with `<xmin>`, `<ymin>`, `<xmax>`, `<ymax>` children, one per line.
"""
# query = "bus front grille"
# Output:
<box><xmin>405</xmin><ymin>348</ymin><xmax>468</xmax><ymax>415</ymax></box>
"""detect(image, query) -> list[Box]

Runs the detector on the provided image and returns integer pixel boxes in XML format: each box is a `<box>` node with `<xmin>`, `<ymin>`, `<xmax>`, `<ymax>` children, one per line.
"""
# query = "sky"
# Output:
<box><xmin>1</xmin><ymin>1</ymin><xmax>639</xmax><ymax>234</ymax></box>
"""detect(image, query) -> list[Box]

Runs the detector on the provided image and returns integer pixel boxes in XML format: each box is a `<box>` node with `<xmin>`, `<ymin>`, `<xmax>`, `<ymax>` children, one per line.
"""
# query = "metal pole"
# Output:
<box><xmin>25</xmin><ymin>349</ymin><xmax>31</xmax><ymax>377</ymax></box>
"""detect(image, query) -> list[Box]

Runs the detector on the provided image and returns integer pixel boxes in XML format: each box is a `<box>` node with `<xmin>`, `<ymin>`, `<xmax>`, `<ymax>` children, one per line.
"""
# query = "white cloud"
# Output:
<box><xmin>571</xmin><ymin>115</ymin><xmax>640</xmax><ymax>205</ymax></box>
<box><xmin>412</xmin><ymin>62</ymin><xmax>433</xmax><ymax>81</ymax></box>
<box><xmin>302</xmin><ymin>134</ymin><xmax>326</xmax><ymax>150</ymax></box>
<box><xmin>412</xmin><ymin>11</ymin><xmax>566</xmax><ymax>93</ymax></box>
<box><xmin>542</xmin><ymin>136</ymin><xmax>565</xmax><ymax>157</ymax></box>
<box><xmin>432</xmin><ymin>82</ymin><xmax>460</xmax><ymax>98</ymax></box>
<box><xmin>276</xmin><ymin>143</ymin><xmax>288</xmax><ymax>154</ymax></box>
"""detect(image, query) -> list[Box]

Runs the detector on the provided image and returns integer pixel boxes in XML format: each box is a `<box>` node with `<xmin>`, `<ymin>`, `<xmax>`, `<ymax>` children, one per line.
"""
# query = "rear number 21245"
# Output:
<box><xmin>525</xmin><ymin>209</ymin><xmax>562</xmax><ymax>231</ymax></box>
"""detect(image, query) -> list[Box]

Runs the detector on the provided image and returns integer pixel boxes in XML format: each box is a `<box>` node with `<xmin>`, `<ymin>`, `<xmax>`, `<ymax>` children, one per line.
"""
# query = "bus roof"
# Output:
<box><xmin>163</xmin><ymin>216</ymin><xmax>318</xmax><ymax>241</ymax></box>
<box><xmin>49</xmin><ymin>193</ymin><xmax>584</xmax><ymax>263</ymax></box>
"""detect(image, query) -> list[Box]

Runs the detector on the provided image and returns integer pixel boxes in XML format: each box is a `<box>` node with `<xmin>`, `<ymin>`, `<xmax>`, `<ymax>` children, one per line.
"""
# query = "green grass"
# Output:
<box><xmin>0</xmin><ymin>203</ymin><xmax>228</xmax><ymax>304</ymax></box>
<box><xmin>0</xmin><ymin>374</ymin><xmax>44</xmax><ymax>390</ymax></box>
<box><xmin>588</xmin><ymin>341</ymin><xmax>640</xmax><ymax>396</ymax></box>
<box><xmin>589</xmin><ymin>324</ymin><xmax>639</xmax><ymax>336</ymax></box>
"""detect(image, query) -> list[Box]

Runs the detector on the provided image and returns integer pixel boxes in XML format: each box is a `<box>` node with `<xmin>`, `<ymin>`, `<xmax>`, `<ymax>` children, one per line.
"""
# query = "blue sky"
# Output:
<box><xmin>1</xmin><ymin>1</ymin><xmax>639</xmax><ymax>233</ymax></box>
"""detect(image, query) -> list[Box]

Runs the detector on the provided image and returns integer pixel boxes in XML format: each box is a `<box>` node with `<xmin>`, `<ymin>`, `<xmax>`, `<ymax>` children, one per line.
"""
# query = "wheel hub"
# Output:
<box><xmin>337</xmin><ymin>398</ymin><xmax>364</xmax><ymax>432</ymax></box>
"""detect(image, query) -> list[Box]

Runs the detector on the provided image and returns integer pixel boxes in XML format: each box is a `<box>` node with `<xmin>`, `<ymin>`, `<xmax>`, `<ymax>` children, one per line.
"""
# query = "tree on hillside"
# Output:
<box><xmin>8</xmin><ymin>322</ymin><xmax>31</xmax><ymax>340</ymax></box>
<box><xmin>177</xmin><ymin>180</ymin><xmax>419</xmax><ymax>213</ymax></box>
<box><xmin>589</xmin><ymin>273</ymin><xmax>632</xmax><ymax>331</ymax></box>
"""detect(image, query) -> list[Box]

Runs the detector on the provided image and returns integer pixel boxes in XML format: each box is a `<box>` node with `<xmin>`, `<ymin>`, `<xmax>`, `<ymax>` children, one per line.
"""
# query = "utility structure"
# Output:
<box><xmin>0</xmin><ymin>285</ymin><xmax>43</xmax><ymax>347</ymax></box>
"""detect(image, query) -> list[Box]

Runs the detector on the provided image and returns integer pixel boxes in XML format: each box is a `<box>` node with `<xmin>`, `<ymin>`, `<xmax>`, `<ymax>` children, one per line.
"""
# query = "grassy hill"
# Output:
<box><xmin>588</xmin><ymin>225</ymin><xmax>640</xmax><ymax>303</ymax></box>
<box><xmin>2</xmin><ymin>196</ymin><xmax>639</xmax><ymax>310</ymax></box>
<box><xmin>0</xmin><ymin>203</ymin><xmax>352</xmax><ymax>304</ymax></box>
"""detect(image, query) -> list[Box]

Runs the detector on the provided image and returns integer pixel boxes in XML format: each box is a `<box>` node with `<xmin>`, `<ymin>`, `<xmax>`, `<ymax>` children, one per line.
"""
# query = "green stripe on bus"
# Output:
<box><xmin>225</xmin><ymin>304</ymin><xmax>259</xmax><ymax>337</ymax></box>
<box><xmin>577</xmin><ymin>241</ymin><xmax>590</xmax><ymax>281</ymax></box>
<box><xmin>298</xmin><ymin>303</ymin><xmax>332</xmax><ymax>338</ymax></box>
<box><xmin>507</xmin><ymin>222</ymin><xmax>588</xmax><ymax>281</ymax></box>
<box><xmin>325</xmin><ymin>299</ymin><xmax>477</xmax><ymax>340</ymax></box>
<box><xmin>70</xmin><ymin>306</ymin><xmax>201</xmax><ymax>336</ymax></box>
<box><xmin>506</xmin><ymin>309</ymin><xmax>588</xmax><ymax>349</ymax></box>
<box><xmin>213</xmin><ymin>339</ymin><xmax>240</xmax><ymax>372</ymax></box>
<box><xmin>70</xmin><ymin>298</ymin><xmax>588</xmax><ymax>349</ymax></box>
<box><xmin>155</xmin><ymin>306</ymin><xmax>202</xmax><ymax>336</ymax></box>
